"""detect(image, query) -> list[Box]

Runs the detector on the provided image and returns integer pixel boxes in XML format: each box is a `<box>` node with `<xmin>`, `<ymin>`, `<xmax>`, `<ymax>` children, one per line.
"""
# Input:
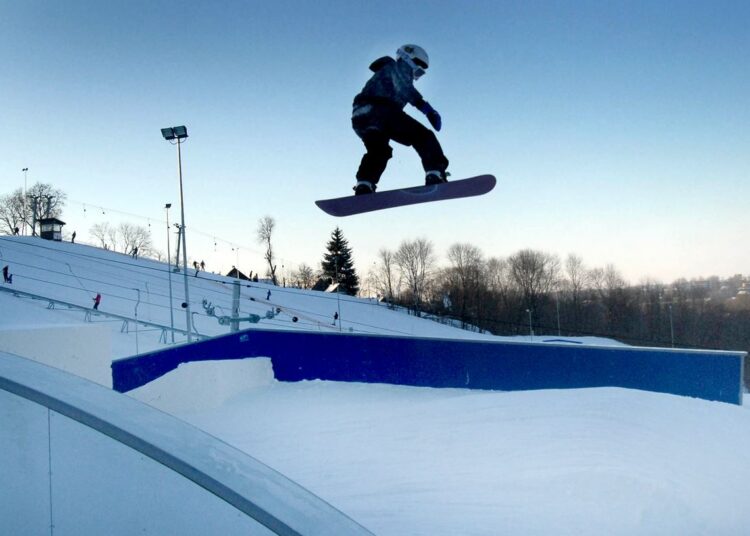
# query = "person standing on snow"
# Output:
<box><xmin>351</xmin><ymin>44</ymin><xmax>449</xmax><ymax>195</ymax></box>
<box><xmin>92</xmin><ymin>293</ymin><xmax>102</xmax><ymax>310</ymax></box>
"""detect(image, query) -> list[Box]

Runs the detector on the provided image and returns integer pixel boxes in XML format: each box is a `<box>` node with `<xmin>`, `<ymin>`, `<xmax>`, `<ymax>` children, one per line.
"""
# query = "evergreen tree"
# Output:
<box><xmin>321</xmin><ymin>227</ymin><xmax>359</xmax><ymax>296</ymax></box>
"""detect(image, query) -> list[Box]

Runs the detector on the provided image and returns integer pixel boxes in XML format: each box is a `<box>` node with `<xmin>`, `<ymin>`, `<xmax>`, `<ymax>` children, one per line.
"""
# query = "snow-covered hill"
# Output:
<box><xmin>2</xmin><ymin>235</ymin><xmax>749</xmax><ymax>535</ymax></box>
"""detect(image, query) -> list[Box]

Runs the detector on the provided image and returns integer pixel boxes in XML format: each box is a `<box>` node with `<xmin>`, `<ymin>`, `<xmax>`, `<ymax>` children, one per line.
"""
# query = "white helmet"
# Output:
<box><xmin>397</xmin><ymin>44</ymin><xmax>429</xmax><ymax>80</ymax></box>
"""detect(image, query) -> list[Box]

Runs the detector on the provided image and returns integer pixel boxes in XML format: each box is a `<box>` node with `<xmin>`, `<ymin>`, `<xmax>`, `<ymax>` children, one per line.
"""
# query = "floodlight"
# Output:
<box><xmin>160</xmin><ymin>123</ymin><xmax>192</xmax><ymax>341</ymax></box>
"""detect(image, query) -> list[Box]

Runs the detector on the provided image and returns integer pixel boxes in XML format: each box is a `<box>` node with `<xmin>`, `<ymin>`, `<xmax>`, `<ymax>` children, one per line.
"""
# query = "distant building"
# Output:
<box><xmin>311</xmin><ymin>277</ymin><xmax>333</xmax><ymax>292</ymax></box>
<box><xmin>38</xmin><ymin>218</ymin><xmax>66</xmax><ymax>241</ymax></box>
<box><xmin>225</xmin><ymin>267</ymin><xmax>250</xmax><ymax>281</ymax></box>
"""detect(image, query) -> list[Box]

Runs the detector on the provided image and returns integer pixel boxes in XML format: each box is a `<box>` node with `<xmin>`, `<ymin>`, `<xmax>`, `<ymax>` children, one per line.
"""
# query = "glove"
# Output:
<box><xmin>416</xmin><ymin>100</ymin><xmax>442</xmax><ymax>132</ymax></box>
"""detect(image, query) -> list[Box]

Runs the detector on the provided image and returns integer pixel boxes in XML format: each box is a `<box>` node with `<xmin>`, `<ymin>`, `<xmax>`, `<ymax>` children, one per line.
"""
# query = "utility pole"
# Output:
<box><xmin>21</xmin><ymin>168</ymin><xmax>28</xmax><ymax>235</ymax></box>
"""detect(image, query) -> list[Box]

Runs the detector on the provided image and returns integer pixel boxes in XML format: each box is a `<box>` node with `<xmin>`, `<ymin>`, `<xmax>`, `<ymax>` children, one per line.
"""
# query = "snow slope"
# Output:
<box><xmin>2</xmin><ymin>236</ymin><xmax>750</xmax><ymax>534</ymax></box>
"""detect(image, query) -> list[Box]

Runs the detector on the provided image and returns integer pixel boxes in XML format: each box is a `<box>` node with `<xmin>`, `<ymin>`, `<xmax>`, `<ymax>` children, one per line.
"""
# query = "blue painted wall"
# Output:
<box><xmin>112</xmin><ymin>329</ymin><xmax>745</xmax><ymax>404</ymax></box>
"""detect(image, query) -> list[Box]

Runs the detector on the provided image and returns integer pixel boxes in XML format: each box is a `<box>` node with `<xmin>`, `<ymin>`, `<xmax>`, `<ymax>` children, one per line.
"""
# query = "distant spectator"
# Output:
<box><xmin>13</xmin><ymin>227</ymin><xmax>19</xmax><ymax>235</ymax></box>
<box><xmin>332</xmin><ymin>312</ymin><xmax>339</xmax><ymax>325</ymax></box>
<box><xmin>200</xmin><ymin>260</ymin><xmax>205</xmax><ymax>271</ymax></box>
<box><xmin>92</xmin><ymin>293</ymin><xmax>102</xmax><ymax>310</ymax></box>
<box><xmin>2</xmin><ymin>265</ymin><xmax>11</xmax><ymax>284</ymax></box>
<box><xmin>131</xmin><ymin>246</ymin><xmax>138</xmax><ymax>259</ymax></box>
<box><xmin>193</xmin><ymin>261</ymin><xmax>200</xmax><ymax>277</ymax></box>
<box><xmin>71</xmin><ymin>231</ymin><xmax>76</xmax><ymax>243</ymax></box>
<box><xmin>266</xmin><ymin>289</ymin><xmax>271</xmax><ymax>300</ymax></box>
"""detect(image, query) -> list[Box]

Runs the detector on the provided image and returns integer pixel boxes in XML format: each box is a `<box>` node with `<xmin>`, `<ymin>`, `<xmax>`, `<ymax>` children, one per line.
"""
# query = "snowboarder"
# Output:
<box><xmin>351</xmin><ymin>44</ymin><xmax>449</xmax><ymax>195</ymax></box>
<box><xmin>92</xmin><ymin>293</ymin><xmax>102</xmax><ymax>310</ymax></box>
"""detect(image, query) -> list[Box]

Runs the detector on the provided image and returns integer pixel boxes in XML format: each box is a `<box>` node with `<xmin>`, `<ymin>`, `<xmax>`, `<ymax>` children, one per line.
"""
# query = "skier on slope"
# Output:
<box><xmin>351</xmin><ymin>44</ymin><xmax>449</xmax><ymax>195</ymax></box>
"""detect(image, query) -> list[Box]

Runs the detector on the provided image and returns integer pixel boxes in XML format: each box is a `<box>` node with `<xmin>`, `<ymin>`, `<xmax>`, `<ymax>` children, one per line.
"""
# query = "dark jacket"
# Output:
<box><xmin>353</xmin><ymin>57</ymin><xmax>425</xmax><ymax>114</ymax></box>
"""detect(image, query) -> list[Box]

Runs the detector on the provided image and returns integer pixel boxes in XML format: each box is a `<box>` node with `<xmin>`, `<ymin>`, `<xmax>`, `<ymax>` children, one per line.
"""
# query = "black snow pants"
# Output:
<box><xmin>352</xmin><ymin>104</ymin><xmax>449</xmax><ymax>185</ymax></box>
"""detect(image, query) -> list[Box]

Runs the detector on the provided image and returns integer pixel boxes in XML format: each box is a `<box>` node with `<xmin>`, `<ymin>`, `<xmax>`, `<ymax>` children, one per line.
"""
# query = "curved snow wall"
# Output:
<box><xmin>112</xmin><ymin>329</ymin><xmax>746</xmax><ymax>405</ymax></box>
<box><xmin>0</xmin><ymin>352</ymin><xmax>373</xmax><ymax>535</ymax></box>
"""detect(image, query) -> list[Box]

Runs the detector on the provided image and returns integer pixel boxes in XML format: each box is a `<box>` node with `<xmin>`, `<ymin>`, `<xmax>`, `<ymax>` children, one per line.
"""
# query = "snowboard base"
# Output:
<box><xmin>315</xmin><ymin>174</ymin><xmax>496</xmax><ymax>217</ymax></box>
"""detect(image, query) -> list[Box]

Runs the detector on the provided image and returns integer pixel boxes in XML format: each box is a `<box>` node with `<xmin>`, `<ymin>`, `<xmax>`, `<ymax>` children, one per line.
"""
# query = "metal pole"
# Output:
<box><xmin>527</xmin><ymin>308</ymin><xmax>534</xmax><ymax>341</ymax></box>
<box><xmin>165</xmin><ymin>205</ymin><xmax>175</xmax><ymax>343</ymax></box>
<box><xmin>174</xmin><ymin>224</ymin><xmax>181</xmax><ymax>270</ymax></box>
<box><xmin>231</xmin><ymin>281</ymin><xmax>240</xmax><ymax>332</ymax></box>
<box><xmin>669</xmin><ymin>303</ymin><xmax>675</xmax><ymax>348</ymax></box>
<box><xmin>177</xmin><ymin>138</ymin><xmax>192</xmax><ymax>342</ymax></box>
<box><xmin>22</xmin><ymin>168</ymin><xmax>28</xmax><ymax>235</ymax></box>
<box><xmin>133</xmin><ymin>288</ymin><xmax>140</xmax><ymax>355</ymax></box>
<box><xmin>335</xmin><ymin>255</ymin><xmax>342</xmax><ymax>332</ymax></box>
<box><xmin>30</xmin><ymin>196</ymin><xmax>38</xmax><ymax>236</ymax></box>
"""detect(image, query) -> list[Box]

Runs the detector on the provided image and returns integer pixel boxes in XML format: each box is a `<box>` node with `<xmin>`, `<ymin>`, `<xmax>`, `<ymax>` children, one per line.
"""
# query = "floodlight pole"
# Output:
<box><xmin>165</xmin><ymin>203</ymin><xmax>176</xmax><ymax>343</ymax></box>
<box><xmin>176</xmin><ymin>137</ymin><xmax>193</xmax><ymax>342</ymax></box>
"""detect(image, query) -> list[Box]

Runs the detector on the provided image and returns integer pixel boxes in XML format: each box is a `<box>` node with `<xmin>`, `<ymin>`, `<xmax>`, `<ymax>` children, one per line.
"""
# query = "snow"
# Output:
<box><xmin>2</xmin><ymin>235</ymin><xmax>750</xmax><ymax>534</ymax></box>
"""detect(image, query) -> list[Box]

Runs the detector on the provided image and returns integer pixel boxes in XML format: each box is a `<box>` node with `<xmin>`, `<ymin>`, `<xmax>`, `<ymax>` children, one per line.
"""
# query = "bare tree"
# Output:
<box><xmin>589</xmin><ymin>263</ymin><xmax>629</xmax><ymax>331</ymax></box>
<box><xmin>119</xmin><ymin>222</ymin><xmax>154</xmax><ymax>256</ymax></box>
<box><xmin>0</xmin><ymin>190</ymin><xmax>25</xmax><ymax>235</ymax></box>
<box><xmin>373</xmin><ymin>248</ymin><xmax>399</xmax><ymax>305</ymax></box>
<box><xmin>485</xmin><ymin>257</ymin><xmax>512</xmax><ymax>298</ymax></box>
<box><xmin>563</xmin><ymin>253</ymin><xmax>590</xmax><ymax>330</ymax></box>
<box><xmin>256</xmin><ymin>215</ymin><xmax>277</xmax><ymax>285</ymax></box>
<box><xmin>508</xmin><ymin>249</ymin><xmax>560</xmax><ymax>314</ymax></box>
<box><xmin>90</xmin><ymin>222</ymin><xmax>153</xmax><ymax>255</ymax></box>
<box><xmin>0</xmin><ymin>183</ymin><xmax>66</xmax><ymax>236</ymax></box>
<box><xmin>90</xmin><ymin>222</ymin><xmax>115</xmax><ymax>249</ymax></box>
<box><xmin>445</xmin><ymin>243</ymin><xmax>485</xmax><ymax>325</ymax></box>
<box><xmin>26</xmin><ymin>183</ymin><xmax>67</xmax><ymax>235</ymax></box>
<box><xmin>395</xmin><ymin>238</ymin><xmax>435</xmax><ymax>315</ymax></box>
<box><xmin>292</xmin><ymin>263</ymin><xmax>315</xmax><ymax>289</ymax></box>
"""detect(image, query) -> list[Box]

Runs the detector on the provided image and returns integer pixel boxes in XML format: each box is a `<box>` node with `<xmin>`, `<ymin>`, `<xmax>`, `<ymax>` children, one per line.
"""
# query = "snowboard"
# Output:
<box><xmin>315</xmin><ymin>174</ymin><xmax>496</xmax><ymax>217</ymax></box>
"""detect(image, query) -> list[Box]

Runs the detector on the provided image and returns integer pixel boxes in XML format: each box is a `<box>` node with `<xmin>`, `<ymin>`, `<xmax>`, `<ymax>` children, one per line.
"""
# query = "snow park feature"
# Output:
<box><xmin>1</xmin><ymin>235</ymin><xmax>750</xmax><ymax>534</ymax></box>
<box><xmin>112</xmin><ymin>327</ymin><xmax>744</xmax><ymax>404</ymax></box>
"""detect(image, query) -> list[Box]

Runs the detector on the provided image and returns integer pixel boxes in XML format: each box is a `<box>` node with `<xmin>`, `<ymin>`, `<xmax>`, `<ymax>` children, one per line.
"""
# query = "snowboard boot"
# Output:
<box><xmin>425</xmin><ymin>170</ymin><xmax>449</xmax><ymax>186</ymax></box>
<box><xmin>354</xmin><ymin>180</ymin><xmax>377</xmax><ymax>195</ymax></box>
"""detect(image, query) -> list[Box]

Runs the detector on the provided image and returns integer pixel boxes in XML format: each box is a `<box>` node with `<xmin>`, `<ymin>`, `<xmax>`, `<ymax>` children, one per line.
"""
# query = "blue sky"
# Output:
<box><xmin>1</xmin><ymin>0</ymin><xmax>748</xmax><ymax>283</ymax></box>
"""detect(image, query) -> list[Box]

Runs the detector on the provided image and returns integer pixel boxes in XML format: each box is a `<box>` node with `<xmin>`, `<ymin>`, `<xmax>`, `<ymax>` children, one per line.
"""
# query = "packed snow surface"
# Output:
<box><xmin>2</xmin><ymin>236</ymin><xmax>749</xmax><ymax>534</ymax></box>
<box><xmin>137</xmin><ymin>361</ymin><xmax>750</xmax><ymax>536</ymax></box>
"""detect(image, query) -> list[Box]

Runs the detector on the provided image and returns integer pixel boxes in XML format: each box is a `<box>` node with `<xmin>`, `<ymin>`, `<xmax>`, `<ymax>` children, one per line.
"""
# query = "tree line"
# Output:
<box><xmin>364</xmin><ymin>239</ymin><xmax>750</xmax><ymax>358</ymax></box>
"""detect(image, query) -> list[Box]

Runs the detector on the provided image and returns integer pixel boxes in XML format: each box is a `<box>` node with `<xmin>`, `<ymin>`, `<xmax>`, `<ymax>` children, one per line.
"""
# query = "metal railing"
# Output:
<box><xmin>0</xmin><ymin>285</ymin><xmax>202</xmax><ymax>343</ymax></box>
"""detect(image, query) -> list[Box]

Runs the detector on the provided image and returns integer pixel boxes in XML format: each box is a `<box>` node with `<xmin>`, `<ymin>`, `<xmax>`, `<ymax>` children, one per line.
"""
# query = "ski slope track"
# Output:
<box><xmin>1</xmin><ymin>235</ymin><xmax>750</xmax><ymax>535</ymax></box>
